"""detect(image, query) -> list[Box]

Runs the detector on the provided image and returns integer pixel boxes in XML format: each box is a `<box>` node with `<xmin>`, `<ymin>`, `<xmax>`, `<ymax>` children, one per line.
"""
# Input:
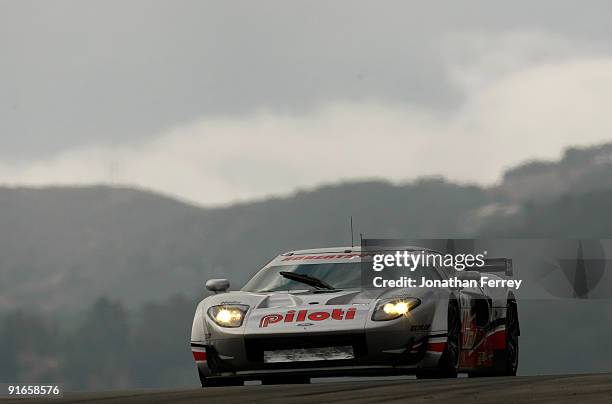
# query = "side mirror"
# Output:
<box><xmin>206</xmin><ymin>278</ymin><xmax>230</xmax><ymax>293</ymax></box>
<box><xmin>457</xmin><ymin>270</ymin><xmax>481</xmax><ymax>282</ymax></box>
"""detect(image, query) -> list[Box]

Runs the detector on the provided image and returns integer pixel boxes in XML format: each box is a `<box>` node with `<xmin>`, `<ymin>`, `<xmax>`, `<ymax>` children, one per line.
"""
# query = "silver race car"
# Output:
<box><xmin>191</xmin><ymin>246</ymin><xmax>519</xmax><ymax>386</ymax></box>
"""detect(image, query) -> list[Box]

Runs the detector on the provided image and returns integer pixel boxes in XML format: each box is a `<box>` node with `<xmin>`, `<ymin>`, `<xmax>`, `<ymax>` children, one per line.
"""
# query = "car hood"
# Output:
<box><xmin>204</xmin><ymin>288</ymin><xmax>431</xmax><ymax>335</ymax></box>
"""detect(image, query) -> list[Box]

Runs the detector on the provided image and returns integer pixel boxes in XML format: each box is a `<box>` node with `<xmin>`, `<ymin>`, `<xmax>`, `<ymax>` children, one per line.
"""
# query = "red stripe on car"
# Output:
<box><xmin>192</xmin><ymin>351</ymin><xmax>207</xmax><ymax>361</ymax></box>
<box><xmin>487</xmin><ymin>329</ymin><xmax>506</xmax><ymax>350</ymax></box>
<box><xmin>426</xmin><ymin>342</ymin><xmax>446</xmax><ymax>352</ymax></box>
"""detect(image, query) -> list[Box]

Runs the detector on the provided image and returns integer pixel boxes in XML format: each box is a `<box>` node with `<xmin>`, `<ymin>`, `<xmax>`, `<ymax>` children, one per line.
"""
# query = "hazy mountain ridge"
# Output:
<box><xmin>498</xmin><ymin>142</ymin><xmax>612</xmax><ymax>202</ymax></box>
<box><xmin>0</xmin><ymin>180</ymin><xmax>491</xmax><ymax>310</ymax></box>
<box><xmin>1</xmin><ymin>142</ymin><xmax>612</xmax><ymax>311</ymax></box>
<box><xmin>2</xmin><ymin>143</ymin><xmax>612</xmax><ymax>391</ymax></box>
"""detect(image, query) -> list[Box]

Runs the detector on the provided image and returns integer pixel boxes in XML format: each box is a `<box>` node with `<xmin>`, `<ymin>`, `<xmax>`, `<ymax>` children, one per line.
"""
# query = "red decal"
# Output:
<box><xmin>308</xmin><ymin>312</ymin><xmax>330</xmax><ymax>321</ymax></box>
<box><xmin>260</xmin><ymin>314</ymin><xmax>283</xmax><ymax>328</ymax></box>
<box><xmin>279</xmin><ymin>253</ymin><xmax>374</xmax><ymax>261</ymax></box>
<box><xmin>259</xmin><ymin>308</ymin><xmax>358</xmax><ymax>327</ymax></box>
<box><xmin>487</xmin><ymin>329</ymin><xmax>506</xmax><ymax>350</ymax></box>
<box><xmin>192</xmin><ymin>351</ymin><xmax>207</xmax><ymax>361</ymax></box>
<box><xmin>426</xmin><ymin>342</ymin><xmax>446</xmax><ymax>352</ymax></box>
<box><xmin>281</xmin><ymin>256</ymin><xmax>304</xmax><ymax>261</ymax></box>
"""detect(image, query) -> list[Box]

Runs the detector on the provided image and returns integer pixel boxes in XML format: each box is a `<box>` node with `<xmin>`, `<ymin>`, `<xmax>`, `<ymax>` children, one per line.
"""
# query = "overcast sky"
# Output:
<box><xmin>2</xmin><ymin>1</ymin><xmax>612</xmax><ymax>205</ymax></box>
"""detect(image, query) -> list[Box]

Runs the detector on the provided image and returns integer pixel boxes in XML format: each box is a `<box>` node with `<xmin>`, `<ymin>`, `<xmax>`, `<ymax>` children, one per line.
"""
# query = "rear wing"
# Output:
<box><xmin>479</xmin><ymin>258</ymin><xmax>513</xmax><ymax>276</ymax></box>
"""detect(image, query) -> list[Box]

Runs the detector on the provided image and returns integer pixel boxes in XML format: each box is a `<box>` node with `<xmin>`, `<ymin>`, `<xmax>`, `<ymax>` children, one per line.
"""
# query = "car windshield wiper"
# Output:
<box><xmin>279</xmin><ymin>271</ymin><xmax>335</xmax><ymax>290</ymax></box>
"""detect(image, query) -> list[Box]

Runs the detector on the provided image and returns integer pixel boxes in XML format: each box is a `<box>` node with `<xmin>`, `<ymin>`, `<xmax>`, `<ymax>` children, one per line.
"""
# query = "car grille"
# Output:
<box><xmin>244</xmin><ymin>333</ymin><xmax>368</xmax><ymax>363</ymax></box>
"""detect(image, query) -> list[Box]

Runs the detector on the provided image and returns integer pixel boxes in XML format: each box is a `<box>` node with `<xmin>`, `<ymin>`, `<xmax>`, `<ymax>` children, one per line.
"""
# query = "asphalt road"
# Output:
<box><xmin>4</xmin><ymin>374</ymin><xmax>612</xmax><ymax>404</ymax></box>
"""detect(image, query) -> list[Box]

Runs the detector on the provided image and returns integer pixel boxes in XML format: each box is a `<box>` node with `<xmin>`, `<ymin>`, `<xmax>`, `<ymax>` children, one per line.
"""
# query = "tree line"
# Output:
<box><xmin>0</xmin><ymin>295</ymin><xmax>201</xmax><ymax>390</ymax></box>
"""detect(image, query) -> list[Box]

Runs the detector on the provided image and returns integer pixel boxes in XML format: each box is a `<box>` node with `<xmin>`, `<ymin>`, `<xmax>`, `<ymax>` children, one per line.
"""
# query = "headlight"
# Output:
<box><xmin>372</xmin><ymin>298</ymin><xmax>420</xmax><ymax>321</ymax></box>
<box><xmin>207</xmin><ymin>304</ymin><xmax>249</xmax><ymax>327</ymax></box>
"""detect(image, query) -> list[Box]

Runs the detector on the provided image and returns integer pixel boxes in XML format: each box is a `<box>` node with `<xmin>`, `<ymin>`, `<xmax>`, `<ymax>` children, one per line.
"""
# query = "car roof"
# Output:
<box><xmin>283</xmin><ymin>246</ymin><xmax>440</xmax><ymax>255</ymax></box>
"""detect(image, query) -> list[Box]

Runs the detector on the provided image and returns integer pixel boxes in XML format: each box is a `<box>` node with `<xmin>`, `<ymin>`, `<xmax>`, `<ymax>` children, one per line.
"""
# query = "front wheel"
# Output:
<box><xmin>469</xmin><ymin>298</ymin><xmax>519</xmax><ymax>378</ymax></box>
<box><xmin>416</xmin><ymin>297</ymin><xmax>460</xmax><ymax>379</ymax></box>
<box><xmin>498</xmin><ymin>299</ymin><xmax>519</xmax><ymax>376</ymax></box>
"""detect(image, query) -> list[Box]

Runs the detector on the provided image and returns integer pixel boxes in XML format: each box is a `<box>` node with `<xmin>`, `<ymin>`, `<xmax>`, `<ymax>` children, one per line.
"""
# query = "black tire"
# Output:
<box><xmin>499</xmin><ymin>299</ymin><xmax>519</xmax><ymax>376</ymax></box>
<box><xmin>261</xmin><ymin>375</ymin><xmax>311</xmax><ymax>385</ymax></box>
<box><xmin>416</xmin><ymin>298</ymin><xmax>460</xmax><ymax>379</ymax></box>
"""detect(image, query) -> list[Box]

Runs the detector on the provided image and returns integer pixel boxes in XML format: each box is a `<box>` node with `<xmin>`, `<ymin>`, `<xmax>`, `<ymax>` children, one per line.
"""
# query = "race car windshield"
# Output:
<box><xmin>243</xmin><ymin>262</ymin><xmax>362</xmax><ymax>292</ymax></box>
<box><xmin>242</xmin><ymin>260</ymin><xmax>444</xmax><ymax>292</ymax></box>
<box><xmin>279</xmin><ymin>271</ymin><xmax>335</xmax><ymax>290</ymax></box>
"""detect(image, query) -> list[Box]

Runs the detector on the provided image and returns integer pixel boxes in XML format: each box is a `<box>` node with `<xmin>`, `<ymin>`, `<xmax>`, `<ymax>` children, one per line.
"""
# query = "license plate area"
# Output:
<box><xmin>263</xmin><ymin>346</ymin><xmax>355</xmax><ymax>363</ymax></box>
<box><xmin>245</xmin><ymin>333</ymin><xmax>367</xmax><ymax>363</ymax></box>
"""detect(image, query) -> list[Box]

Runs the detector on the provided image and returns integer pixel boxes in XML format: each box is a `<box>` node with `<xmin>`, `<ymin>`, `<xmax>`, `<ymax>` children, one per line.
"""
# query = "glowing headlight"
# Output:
<box><xmin>372</xmin><ymin>298</ymin><xmax>420</xmax><ymax>321</ymax></box>
<box><xmin>207</xmin><ymin>305</ymin><xmax>249</xmax><ymax>327</ymax></box>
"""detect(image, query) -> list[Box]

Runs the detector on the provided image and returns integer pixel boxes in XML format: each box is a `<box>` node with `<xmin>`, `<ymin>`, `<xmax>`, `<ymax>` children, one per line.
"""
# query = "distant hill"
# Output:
<box><xmin>0</xmin><ymin>187</ymin><xmax>209</xmax><ymax>310</ymax></box>
<box><xmin>1</xmin><ymin>142</ymin><xmax>612</xmax><ymax>311</ymax></box>
<box><xmin>0</xmin><ymin>180</ymin><xmax>490</xmax><ymax>311</ymax></box>
<box><xmin>497</xmin><ymin>142</ymin><xmax>612</xmax><ymax>202</ymax></box>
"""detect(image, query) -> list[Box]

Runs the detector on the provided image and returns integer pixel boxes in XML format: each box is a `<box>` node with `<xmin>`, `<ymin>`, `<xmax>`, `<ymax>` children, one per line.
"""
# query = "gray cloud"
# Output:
<box><xmin>3</xmin><ymin>1</ymin><xmax>612</xmax><ymax>155</ymax></box>
<box><xmin>2</xmin><ymin>1</ymin><xmax>612</xmax><ymax>203</ymax></box>
<box><xmin>3</xmin><ymin>41</ymin><xmax>612</xmax><ymax>204</ymax></box>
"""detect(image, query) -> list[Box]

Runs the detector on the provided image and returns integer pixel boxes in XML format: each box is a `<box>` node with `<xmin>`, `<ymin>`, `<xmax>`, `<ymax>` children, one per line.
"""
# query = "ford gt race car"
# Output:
<box><xmin>190</xmin><ymin>246</ymin><xmax>519</xmax><ymax>386</ymax></box>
